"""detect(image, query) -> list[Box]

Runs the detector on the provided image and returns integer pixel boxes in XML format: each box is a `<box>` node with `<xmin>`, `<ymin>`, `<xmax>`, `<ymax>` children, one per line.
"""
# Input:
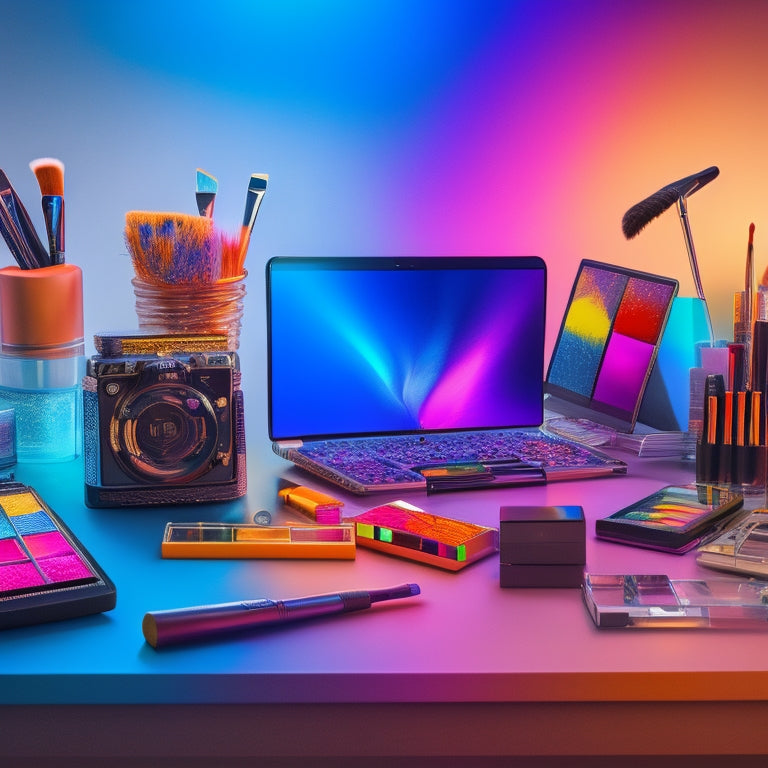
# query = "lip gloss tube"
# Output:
<box><xmin>0</xmin><ymin>264</ymin><xmax>84</xmax><ymax>462</ymax></box>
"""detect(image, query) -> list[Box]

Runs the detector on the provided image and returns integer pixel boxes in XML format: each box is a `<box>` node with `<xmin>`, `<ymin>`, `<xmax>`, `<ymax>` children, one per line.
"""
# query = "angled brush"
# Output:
<box><xmin>29</xmin><ymin>157</ymin><xmax>65</xmax><ymax>264</ymax></box>
<box><xmin>236</xmin><ymin>173</ymin><xmax>268</xmax><ymax>274</ymax></box>
<box><xmin>195</xmin><ymin>168</ymin><xmax>218</xmax><ymax>218</ymax></box>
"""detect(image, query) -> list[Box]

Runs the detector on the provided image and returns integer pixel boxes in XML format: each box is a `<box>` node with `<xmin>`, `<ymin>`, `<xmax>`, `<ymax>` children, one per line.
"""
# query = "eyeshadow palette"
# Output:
<box><xmin>0</xmin><ymin>482</ymin><xmax>116</xmax><ymax>628</ymax></box>
<box><xmin>545</xmin><ymin>259</ymin><xmax>678</xmax><ymax>432</ymax></box>
<box><xmin>595</xmin><ymin>483</ymin><xmax>744</xmax><ymax>554</ymax></box>
<box><xmin>161</xmin><ymin>522</ymin><xmax>356</xmax><ymax>559</ymax></box>
<box><xmin>346</xmin><ymin>500</ymin><xmax>499</xmax><ymax>570</ymax></box>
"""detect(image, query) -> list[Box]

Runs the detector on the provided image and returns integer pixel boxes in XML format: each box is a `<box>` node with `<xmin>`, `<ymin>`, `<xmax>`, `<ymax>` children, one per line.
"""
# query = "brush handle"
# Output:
<box><xmin>677</xmin><ymin>196</ymin><xmax>714</xmax><ymax>346</ymax></box>
<box><xmin>0</xmin><ymin>196</ymin><xmax>36</xmax><ymax>269</ymax></box>
<box><xmin>0</xmin><ymin>191</ymin><xmax>50</xmax><ymax>268</ymax></box>
<box><xmin>41</xmin><ymin>195</ymin><xmax>64</xmax><ymax>265</ymax></box>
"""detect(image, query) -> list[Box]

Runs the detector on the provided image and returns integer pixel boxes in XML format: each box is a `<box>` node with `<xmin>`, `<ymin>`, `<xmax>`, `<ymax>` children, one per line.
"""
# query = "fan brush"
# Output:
<box><xmin>621</xmin><ymin>166</ymin><xmax>719</xmax><ymax>345</ymax></box>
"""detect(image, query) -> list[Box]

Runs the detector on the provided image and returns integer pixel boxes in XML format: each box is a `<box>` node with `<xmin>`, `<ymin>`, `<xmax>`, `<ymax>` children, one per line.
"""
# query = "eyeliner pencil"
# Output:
<box><xmin>142</xmin><ymin>583</ymin><xmax>421</xmax><ymax>648</ymax></box>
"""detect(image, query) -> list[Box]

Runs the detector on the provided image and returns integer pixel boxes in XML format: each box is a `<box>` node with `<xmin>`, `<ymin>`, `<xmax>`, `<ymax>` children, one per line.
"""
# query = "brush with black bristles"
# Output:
<box><xmin>621</xmin><ymin>166</ymin><xmax>719</xmax><ymax>345</ymax></box>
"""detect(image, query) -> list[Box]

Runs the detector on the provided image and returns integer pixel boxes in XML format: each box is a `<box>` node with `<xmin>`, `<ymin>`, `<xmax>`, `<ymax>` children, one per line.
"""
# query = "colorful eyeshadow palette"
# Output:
<box><xmin>545</xmin><ymin>259</ymin><xmax>678</xmax><ymax>432</ymax></box>
<box><xmin>346</xmin><ymin>500</ymin><xmax>499</xmax><ymax>571</ymax></box>
<box><xmin>595</xmin><ymin>483</ymin><xmax>744</xmax><ymax>554</ymax></box>
<box><xmin>0</xmin><ymin>482</ymin><xmax>116</xmax><ymax>628</ymax></box>
<box><xmin>161</xmin><ymin>522</ymin><xmax>356</xmax><ymax>559</ymax></box>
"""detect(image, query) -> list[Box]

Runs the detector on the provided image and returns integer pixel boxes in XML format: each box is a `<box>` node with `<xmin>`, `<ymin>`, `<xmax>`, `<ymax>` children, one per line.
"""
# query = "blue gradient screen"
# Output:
<box><xmin>267</xmin><ymin>257</ymin><xmax>546</xmax><ymax>440</ymax></box>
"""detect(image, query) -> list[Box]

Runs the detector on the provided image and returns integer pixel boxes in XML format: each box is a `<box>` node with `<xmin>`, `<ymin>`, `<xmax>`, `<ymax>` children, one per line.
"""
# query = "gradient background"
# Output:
<box><xmin>2</xmin><ymin>0</ymin><xmax>766</xmax><ymax>437</ymax></box>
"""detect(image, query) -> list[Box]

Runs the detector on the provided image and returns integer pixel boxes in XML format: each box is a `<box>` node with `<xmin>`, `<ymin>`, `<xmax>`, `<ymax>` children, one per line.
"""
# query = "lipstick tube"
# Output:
<box><xmin>0</xmin><ymin>264</ymin><xmax>84</xmax><ymax>462</ymax></box>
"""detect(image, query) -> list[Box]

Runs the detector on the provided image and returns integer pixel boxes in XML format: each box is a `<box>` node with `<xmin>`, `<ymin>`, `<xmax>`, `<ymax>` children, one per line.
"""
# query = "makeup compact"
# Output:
<box><xmin>499</xmin><ymin>505</ymin><xmax>585</xmax><ymax>587</ymax></box>
<box><xmin>0</xmin><ymin>482</ymin><xmax>116</xmax><ymax>628</ymax></box>
<box><xmin>596</xmin><ymin>483</ymin><xmax>744</xmax><ymax>554</ymax></box>
<box><xmin>583</xmin><ymin>573</ymin><xmax>768</xmax><ymax>629</ymax></box>
<box><xmin>345</xmin><ymin>500</ymin><xmax>499</xmax><ymax>571</ymax></box>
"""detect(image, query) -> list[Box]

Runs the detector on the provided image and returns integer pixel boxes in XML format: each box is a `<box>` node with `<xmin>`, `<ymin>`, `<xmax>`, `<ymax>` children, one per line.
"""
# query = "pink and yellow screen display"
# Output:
<box><xmin>546</xmin><ymin>261</ymin><xmax>677</xmax><ymax>425</ymax></box>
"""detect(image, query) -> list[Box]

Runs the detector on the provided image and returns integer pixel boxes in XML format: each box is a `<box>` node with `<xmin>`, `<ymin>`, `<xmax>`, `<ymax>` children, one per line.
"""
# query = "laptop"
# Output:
<box><xmin>266</xmin><ymin>256</ymin><xmax>628</xmax><ymax>494</ymax></box>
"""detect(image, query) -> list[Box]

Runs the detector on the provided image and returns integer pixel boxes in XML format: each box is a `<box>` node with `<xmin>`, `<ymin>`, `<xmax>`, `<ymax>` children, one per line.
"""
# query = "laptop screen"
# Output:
<box><xmin>267</xmin><ymin>256</ymin><xmax>547</xmax><ymax>441</ymax></box>
<box><xmin>545</xmin><ymin>259</ymin><xmax>678</xmax><ymax>431</ymax></box>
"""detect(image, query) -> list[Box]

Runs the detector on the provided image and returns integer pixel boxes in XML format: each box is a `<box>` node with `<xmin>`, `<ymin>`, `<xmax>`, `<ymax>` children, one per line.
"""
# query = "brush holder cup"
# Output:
<box><xmin>132</xmin><ymin>273</ymin><xmax>246</xmax><ymax>351</ymax></box>
<box><xmin>0</xmin><ymin>264</ymin><xmax>85</xmax><ymax>463</ymax></box>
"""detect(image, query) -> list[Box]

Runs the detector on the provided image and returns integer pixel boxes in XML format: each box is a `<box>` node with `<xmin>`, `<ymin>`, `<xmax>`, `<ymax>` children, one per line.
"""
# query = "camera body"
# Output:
<box><xmin>83</xmin><ymin>334</ymin><xmax>246</xmax><ymax>507</ymax></box>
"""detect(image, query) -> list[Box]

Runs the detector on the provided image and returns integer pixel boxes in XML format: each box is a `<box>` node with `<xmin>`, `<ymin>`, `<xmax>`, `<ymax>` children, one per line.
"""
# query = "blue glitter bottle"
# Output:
<box><xmin>0</xmin><ymin>264</ymin><xmax>85</xmax><ymax>462</ymax></box>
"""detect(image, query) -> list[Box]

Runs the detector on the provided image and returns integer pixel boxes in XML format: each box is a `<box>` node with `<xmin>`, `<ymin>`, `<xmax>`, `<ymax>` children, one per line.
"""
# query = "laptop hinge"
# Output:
<box><xmin>272</xmin><ymin>440</ymin><xmax>304</xmax><ymax>458</ymax></box>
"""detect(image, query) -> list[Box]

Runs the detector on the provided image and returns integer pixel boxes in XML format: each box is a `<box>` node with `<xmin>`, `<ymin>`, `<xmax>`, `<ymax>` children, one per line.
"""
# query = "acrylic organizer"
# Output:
<box><xmin>132</xmin><ymin>273</ymin><xmax>246</xmax><ymax>351</ymax></box>
<box><xmin>0</xmin><ymin>264</ymin><xmax>84</xmax><ymax>462</ymax></box>
<box><xmin>638</xmin><ymin>296</ymin><xmax>716</xmax><ymax>433</ymax></box>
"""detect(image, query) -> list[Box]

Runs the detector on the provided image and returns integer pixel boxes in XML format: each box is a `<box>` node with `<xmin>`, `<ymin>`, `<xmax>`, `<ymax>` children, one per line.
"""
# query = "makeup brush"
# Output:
<box><xmin>124</xmin><ymin>211</ymin><xmax>219</xmax><ymax>285</ymax></box>
<box><xmin>621</xmin><ymin>167</ymin><xmax>720</xmax><ymax>239</ymax></box>
<box><xmin>29</xmin><ymin>157</ymin><xmax>65</xmax><ymax>265</ymax></box>
<box><xmin>621</xmin><ymin>166</ymin><xmax>719</xmax><ymax>346</ymax></box>
<box><xmin>0</xmin><ymin>195</ymin><xmax>36</xmax><ymax>269</ymax></box>
<box><xmin>237</xmin><ymin>173</ymin><xmax>268</xmax><ymax>272</ymax></box>
<box><xmin>218</xmin><ymin>230</ymin><xmax>243</xmax><ymax>280</ymax></box>
<box><xmin>195</xmin><ymin>168</ymin><xmax>218</xmax><ymax>218</ymax></box>
<box><xmin>0</xmin><ymin>168</ymin><xmax>50</xmax><ymax>269</ymax></box>
<box><xmin>745</xmin><ymin>222</ymin><xmax>756</xmax><ymax>387</ymax></box>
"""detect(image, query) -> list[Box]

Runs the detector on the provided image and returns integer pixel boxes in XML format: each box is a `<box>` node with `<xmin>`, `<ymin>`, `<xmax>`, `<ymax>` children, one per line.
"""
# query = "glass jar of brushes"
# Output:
<box><xmin>0</xmin><ymin>263</ymin><xmax>85</xmax><ymax>462</ymax></box>
<box><xmin>132</xmin><ymin>273</ymin><xmax>246</xmax><ymax>350</ymax></box>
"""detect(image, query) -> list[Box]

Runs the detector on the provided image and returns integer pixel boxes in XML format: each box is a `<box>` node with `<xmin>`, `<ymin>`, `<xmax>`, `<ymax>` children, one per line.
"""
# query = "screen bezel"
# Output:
<box><xmin>266</xmin><ymin>255</ymin><xmax>547</xmax><ymax>441</ymax></box>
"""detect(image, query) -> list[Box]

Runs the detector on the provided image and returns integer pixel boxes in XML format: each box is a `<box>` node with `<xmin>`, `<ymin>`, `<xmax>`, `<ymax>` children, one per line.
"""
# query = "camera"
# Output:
<box><xmin>83</xmin><ymin>332</ymin><xmax>246</xmax><ymax>507</ymax></box>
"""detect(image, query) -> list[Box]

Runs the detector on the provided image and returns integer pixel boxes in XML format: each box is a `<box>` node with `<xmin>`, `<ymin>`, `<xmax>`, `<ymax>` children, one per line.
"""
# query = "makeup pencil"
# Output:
<box><xmin>142</xmin><ymin>582</ymin><xmax>421</xmax><ymax>648</ymax></box>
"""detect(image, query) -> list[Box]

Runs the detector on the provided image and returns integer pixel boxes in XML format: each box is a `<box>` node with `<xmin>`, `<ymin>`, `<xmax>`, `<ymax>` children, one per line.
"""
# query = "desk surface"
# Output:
<box><xmin>3</xmin><ymin>437</ymin><xmax>768</xmax><ymax>763</ymax></box>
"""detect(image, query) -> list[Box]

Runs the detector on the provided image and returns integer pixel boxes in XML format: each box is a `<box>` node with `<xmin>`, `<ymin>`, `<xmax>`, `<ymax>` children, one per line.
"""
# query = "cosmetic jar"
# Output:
<box><xmin>132</xmin><ymin>273</ymin><xmax>246</xmax><ymax>350</ymax></box>
<box><xmin>0</xmin><ymin>264</ymin><xmax>85</xmax><ymax>462</ymax></box>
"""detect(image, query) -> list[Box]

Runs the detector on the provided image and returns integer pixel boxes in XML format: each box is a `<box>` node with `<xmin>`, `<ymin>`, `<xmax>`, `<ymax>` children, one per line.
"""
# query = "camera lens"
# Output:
<box><xmin>112</xmin><ymin>383</ymin><xmax>221</xmax><ymax>483</ymax></box>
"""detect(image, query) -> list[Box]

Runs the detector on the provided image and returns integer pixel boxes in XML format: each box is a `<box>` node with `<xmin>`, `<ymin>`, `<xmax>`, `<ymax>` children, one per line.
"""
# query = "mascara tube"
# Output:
<box><xmin>0</xmin><ymin>264</ymin><xmax>84</xmax><ymax>462</ymax></box>
<box><xmin>696</xmin><ymin>375</ymin><xmax>724</xmax><ymax>485</ymax></box>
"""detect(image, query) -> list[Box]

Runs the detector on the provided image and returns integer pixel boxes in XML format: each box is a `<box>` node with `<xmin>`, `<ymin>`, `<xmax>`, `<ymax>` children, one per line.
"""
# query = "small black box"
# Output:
<box><xmin>499</xmin><ymin>505</ymin><xmax>585</xmax><ymax>588</ymax></box>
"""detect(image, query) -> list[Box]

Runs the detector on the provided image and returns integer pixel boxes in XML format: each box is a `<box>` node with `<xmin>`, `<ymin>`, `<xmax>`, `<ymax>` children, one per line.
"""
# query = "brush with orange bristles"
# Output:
<box><xmin>126</xmin><ymin>171</ymin><xmax>268</xmax><ymax>285</ymax></box>
<box><xmin>125</xmin><ymin>212</ymin><xmax>220</xmax><ymax>285</ymax></box>
<box><xmin>29</xmin><ymin>157</ymin><xmax>65</xmax><ymax>265</ymax></box>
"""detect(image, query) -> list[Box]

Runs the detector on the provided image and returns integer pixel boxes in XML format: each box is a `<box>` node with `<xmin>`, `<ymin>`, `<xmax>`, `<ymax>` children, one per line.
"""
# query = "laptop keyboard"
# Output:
<box><xmin>295</xmin><ymin>429</ymin><xmax>624</xmax><ymax>487</ymax></box>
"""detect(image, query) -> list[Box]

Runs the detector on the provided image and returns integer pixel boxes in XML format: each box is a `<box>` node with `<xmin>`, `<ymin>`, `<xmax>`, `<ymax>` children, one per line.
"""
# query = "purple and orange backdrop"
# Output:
<box><xmin>1</xmin><ymin>0</ymin><xmax>766</xmax><ymax>362</ymax></box>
